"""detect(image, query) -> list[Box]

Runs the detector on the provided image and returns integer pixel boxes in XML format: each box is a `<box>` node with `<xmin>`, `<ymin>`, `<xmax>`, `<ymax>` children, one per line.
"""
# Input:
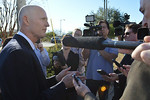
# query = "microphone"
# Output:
<box><xmin>113</xmin><ymin>21</ymin><xmax>121</xmax><ymax>27</ymax></box>
<box><xmin>84</xmin><ymin>23</ymin><xmax>90</xmax><ymax>27</ymax></box>
<box><xmin>62</xmin><ymin>36</ymin><xmax>142</xmax><ymax>50</ymax></box>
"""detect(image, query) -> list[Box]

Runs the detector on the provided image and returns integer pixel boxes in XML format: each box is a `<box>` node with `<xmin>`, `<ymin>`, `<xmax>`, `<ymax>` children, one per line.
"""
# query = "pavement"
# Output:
<box><xmin>42</xmin><ymin>42</ymin><xmax>55</xmax><ymax>47</ymax></box>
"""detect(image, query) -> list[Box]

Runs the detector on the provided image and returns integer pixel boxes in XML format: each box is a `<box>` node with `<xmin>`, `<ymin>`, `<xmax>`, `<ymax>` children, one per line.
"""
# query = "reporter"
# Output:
<box><xmin>53</xmin><ymin>35</ymin><xmax>79</xmax><ymax>75</ymax></box>
<box><xmin>82</xmin><ymin>20</ymin><xmax>118</xmax><ymax>100</ymax></box>
<box><xmin>71</xmin><ymin>28</ymin><xmax>86</xmax><ymax>75</ymax></box>
<box><xmin>102</xmin><ymin>23</ymin><xmax>140</xmax><ymax>99</ymax></box>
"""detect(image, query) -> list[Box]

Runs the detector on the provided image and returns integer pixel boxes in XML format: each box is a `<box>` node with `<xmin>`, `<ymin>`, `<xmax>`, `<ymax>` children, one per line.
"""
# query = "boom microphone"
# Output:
<box><xmin>63</xmin><ymin>36</ymin><xmax>142</xmax><ymax>50</ymax></box>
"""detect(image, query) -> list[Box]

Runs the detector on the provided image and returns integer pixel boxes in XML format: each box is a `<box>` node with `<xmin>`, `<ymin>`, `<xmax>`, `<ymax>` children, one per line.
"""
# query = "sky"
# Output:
<box><xmin>31</xmin><ymin>0</ymin><xmax>143</xmax><ymax>35</ymax></box>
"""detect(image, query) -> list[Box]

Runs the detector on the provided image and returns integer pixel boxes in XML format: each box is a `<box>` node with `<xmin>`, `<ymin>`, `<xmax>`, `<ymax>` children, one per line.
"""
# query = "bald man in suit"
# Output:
<box><xmin>0</xmin><ymin>5</ymin><xmax>74</xmax><ymax>100</ymax></box>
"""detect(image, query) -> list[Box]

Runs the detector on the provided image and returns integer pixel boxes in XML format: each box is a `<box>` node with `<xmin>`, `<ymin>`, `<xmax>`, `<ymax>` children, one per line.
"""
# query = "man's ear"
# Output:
<box><xmin>23</xmin><ymin>16</ymin><xmax>29</xmax><ymax>25</ymax></box>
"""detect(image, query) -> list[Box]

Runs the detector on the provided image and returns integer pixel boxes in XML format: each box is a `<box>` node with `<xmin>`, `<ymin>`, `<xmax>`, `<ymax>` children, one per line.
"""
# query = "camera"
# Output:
<box><xmin>137</xmin><ymin>28</ymin><xmax>150</xmax><ymax>40</ymax></box>
<box><xmin>113</xmin><ymin>13</ymin><xmax>135</xmax><ymax>37</ymax></box>
<box><xmin>83</xmin><ymin>15</ymin><xmax>102</xmax><ymax>36</ymax></box>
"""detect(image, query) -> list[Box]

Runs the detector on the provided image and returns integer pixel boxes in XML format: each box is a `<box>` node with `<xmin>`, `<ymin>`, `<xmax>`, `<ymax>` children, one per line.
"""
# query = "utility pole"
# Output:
<box><xmin>104</xmin><ymin>0</ymin><xmax>108</xmax><ymax>20</ymax></box>
<box><xmin>104</xmin><ymin>0</ymin><xmax>105</xmax><ymax>19</ymax></box>
<box><xmin>60</xmin><ymin>19</ymin><xmax>65</xmax><ymax>36</ymax></box>
<box><xmin>106</xmin><ymin>0</ymin><xmax>107</xmax><ymax>20</ymax></box>
<box><xmin>17</xmin><ymin>0</ymin><xmax>26</xmax><ymax>31</ymax></box>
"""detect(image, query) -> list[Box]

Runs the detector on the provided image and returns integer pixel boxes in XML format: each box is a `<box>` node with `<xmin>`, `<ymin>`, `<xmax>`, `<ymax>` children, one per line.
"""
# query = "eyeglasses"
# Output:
<box><xmin>124</xmin><ymin>32</ymin><xmax>132</xmax><ymax>35</ymax></box>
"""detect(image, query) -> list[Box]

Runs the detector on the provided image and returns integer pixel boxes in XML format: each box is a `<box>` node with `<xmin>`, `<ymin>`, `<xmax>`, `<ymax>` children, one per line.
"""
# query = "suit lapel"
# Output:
<box><xmin>13</xmin><ymin>34</ymin><xmax>42</xmax><ymax>70</ymax></box>
<box><xmin>13</xmin><ymin>34</ymin><xmax>48</xmax><ymax>90</ymax></box>
<box><xmin>13</xmin><ymin>34</ymin><xmax>33</xmax><ymax>50</ymax></box>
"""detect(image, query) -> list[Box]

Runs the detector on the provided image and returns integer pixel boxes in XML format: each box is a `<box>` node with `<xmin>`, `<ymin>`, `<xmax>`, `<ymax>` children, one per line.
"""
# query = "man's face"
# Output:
<box><xmin>124</xmin><ymin>28</ymin><xmax>137</xmax><ymax>41</ymax></box>
<box><xmin>140</xmin><ymin>0</ymin><xmax>150</xmax><ymax>29</ymax></box>
<box><xmin>97</xmin><ymin>23</ymin><xmax>109</xmax><ymax>38</ymax></box>
<box><xmin>29</xmin><ymin>7</ymin><xmax>49</xmax><ymax>39</ymax></box>
<box><xmin>72</xmin><ymin>30</ymin><xmax>82</xmax><ymax>37</ymax></box>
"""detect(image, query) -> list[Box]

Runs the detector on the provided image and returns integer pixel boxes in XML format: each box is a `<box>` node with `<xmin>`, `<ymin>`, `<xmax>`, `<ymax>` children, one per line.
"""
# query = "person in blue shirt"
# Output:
<box><xmin>82</xmin><ymin>20</ymin><xmax>118</xmax><ymax>100</ymax></box>
<box><xmin>102</xmin><ymin>24</ymin><xmax>141</xmax><ymax>100</ymax></box>
<box><xmin>34</xmin><ymin>39</ymin><xmax>50</xmax><ymax>77</ymax></box>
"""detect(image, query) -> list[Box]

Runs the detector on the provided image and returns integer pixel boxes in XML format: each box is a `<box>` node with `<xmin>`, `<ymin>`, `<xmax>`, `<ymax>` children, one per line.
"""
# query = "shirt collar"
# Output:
<box><xmin>17</xmin><ymin>31</ymin><xmax>36</xmax><ymax>50</ymax></box>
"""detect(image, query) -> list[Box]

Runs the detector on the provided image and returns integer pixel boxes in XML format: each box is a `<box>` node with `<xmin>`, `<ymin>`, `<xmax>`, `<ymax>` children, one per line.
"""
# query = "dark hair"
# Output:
<box><xmin>98</xmin><ymin>20</ymin><xmax>110</xmax><ymax>30</ymax></box>
<box><xmin>2</xmin><ymin>37</ymin><xmax>12</xmax><ymax>49</ymax></box>
<box><xmin>125</xmin><ymin>24</ymin><xmax>141</xmax><ymax>34</ymax></box>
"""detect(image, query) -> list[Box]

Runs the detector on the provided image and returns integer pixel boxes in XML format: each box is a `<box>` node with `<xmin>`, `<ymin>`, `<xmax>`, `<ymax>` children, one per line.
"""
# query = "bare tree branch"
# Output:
<box><xmin>0</xmin><ymin>0</ymin><xmax>17</xmax><ymax>40</ymax></box>
<box><xmin>0</xmin><ymin>0</ymin><xmax>39</xmax><ymax>40</ymax></box>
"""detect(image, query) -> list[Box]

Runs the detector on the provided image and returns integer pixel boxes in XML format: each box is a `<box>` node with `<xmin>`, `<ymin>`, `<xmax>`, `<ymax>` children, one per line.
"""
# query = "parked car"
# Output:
<box><xmin>51</xmin><ymin>37</ymin><xmax>61</xmax><ymax>43</ymax></box>
<box><xmin>0</xmin><ymin>38</ymin><xmax>2</xmax><ymax>47</ymax></box>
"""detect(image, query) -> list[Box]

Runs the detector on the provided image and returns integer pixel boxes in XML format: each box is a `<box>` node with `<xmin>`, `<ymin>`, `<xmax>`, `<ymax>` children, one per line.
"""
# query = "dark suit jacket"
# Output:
<box><xmin>0</xmin><ymin>34</ymin><xmax>67</xmax><ymax>100</ymax></box>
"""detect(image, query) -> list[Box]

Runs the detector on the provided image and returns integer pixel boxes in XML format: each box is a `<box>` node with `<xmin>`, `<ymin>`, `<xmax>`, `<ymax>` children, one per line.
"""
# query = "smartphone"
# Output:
<box><xmin>112</xmin><ymin>59</ymin><xmax>126</xmax><ymax>69</ymax></box>
<box><xmin>72</xmin><ymin>74</ymin><xmax>81</xmax><ymax>85</ymax></box>
<box><xmin>97</xmin><ymin>69</ymin><xmax>110</xmax><ymax>77</ymax></box>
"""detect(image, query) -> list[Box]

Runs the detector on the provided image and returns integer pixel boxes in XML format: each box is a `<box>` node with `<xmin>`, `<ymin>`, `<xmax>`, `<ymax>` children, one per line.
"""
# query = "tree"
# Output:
<box><xmin>0</xmin><ymin>0</ymin><xmax>35</xmax><ymax>41</ymax></box>
<box><xmin>91</xmin><ymin>7</ymin><xmax>126</xmax><ymax>38</ymax></box>
<box><xmin>66</xmin><ymin>31</ymin><xmax>73</xmax><ymax>35</ymax></box>
<box><xmin>46</xmin><ymin>32</ymin><xmax>56</xmax><ymax>38</ymax></box>
<box><xmin>0</xmin><ymin>0</ymin><xmax>18</xmax><ymax>40</ymax></box>
<box><xmin>92</xmin><ymin>7</ymin><xmax>126</xmax><ymax>24</ymax></box>
<box><xmin>42</xmin><ymin>32</ymin><xmax>57</xmax><ymax>42</ymax></box>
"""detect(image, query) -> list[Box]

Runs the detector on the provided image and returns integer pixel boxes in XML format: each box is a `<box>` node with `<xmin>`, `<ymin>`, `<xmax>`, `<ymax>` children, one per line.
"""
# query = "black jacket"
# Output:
<box><xmin>0</xmin><ymin>34</ymin><xmax>67</xmax><ymax>100</ymax></box>
<box><xmin>53</xmin><ymin>50</ymin><xmax>79</xmax><ymax>74</ymax></box>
